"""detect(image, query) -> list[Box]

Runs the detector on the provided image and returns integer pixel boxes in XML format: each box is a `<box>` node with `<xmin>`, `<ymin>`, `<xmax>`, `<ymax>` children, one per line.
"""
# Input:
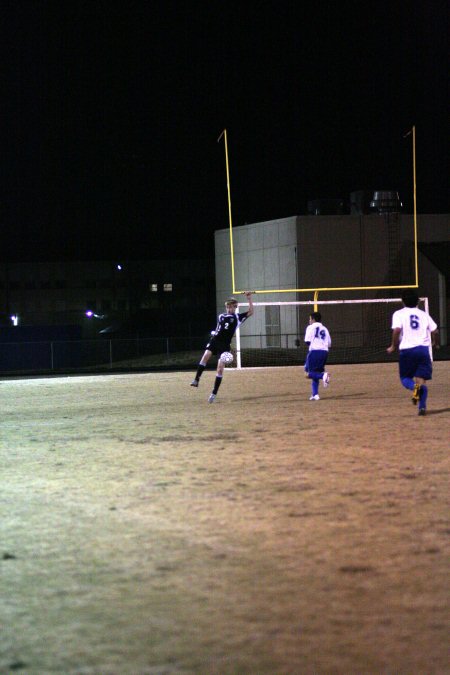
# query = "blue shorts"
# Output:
<box><xmin>304</xmin><ymin>350</ymin><xmax>328</xmax><ymax>374</ymax></box>
<box><xmin>399</xmin><ymin>346</ymin><xmax>433</xmax><ymax>380</ymax></box>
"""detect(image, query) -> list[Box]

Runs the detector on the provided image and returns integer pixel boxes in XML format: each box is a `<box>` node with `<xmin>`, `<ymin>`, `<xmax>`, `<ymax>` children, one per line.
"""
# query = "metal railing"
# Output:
<box><xmin>0</xmin><ymin>330</ymin><xmax>447</xmax><ymax>375</ymax></box>
<box><xmin>0</xmin><ymin>336</ymin><xmax>206</xmax><ymax>374</ymax></box>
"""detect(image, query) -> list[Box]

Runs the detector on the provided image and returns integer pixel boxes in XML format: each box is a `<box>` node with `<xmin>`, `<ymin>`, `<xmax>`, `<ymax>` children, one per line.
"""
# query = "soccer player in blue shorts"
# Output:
<box><xmin>304</xmin><ymin>312</ymin><xmax>331</xmax><ymax>400</ymax></box>
<box><xmin>190</xmin><ymin>291</ymin><xmax>254</xmax><ymax>403</ymax></box>
<box><xmin>387</xmin><ymin>289</ymin><xmax>439</xmax><ymax>416</ymax></box>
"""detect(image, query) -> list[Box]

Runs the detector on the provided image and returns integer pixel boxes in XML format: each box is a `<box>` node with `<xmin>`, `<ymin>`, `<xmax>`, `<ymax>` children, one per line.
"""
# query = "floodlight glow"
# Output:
<box><xmin>85</xmin><ymin>311</ymin><xmax>105</xmax><ymax>319</ymax></box>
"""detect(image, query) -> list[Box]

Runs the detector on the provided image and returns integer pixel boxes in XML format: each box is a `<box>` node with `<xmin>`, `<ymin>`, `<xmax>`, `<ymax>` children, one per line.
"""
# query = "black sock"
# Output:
<box><xmin>195</xmin><ymin>364</ymin><xmax>206</xmax><ymax>380</ymax></box>
<box><xmin>212</xmin><ymin>374</ymin><xmax>223</xmax><ymax>395</ymax></box>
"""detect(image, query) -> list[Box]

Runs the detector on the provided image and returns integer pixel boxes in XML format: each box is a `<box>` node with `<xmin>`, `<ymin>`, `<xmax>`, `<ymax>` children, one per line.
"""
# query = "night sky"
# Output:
<box><xmin>1</xmin><ymin>1</ymin><xmax>449</xmax><ymax>262</ymax></box>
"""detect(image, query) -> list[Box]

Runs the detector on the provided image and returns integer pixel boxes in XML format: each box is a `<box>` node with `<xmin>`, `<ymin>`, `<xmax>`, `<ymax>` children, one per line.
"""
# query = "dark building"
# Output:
<box><xmin>0</xmin><ymin>259</ymin><xmax>215</xmax><ymax>339</ymax></box>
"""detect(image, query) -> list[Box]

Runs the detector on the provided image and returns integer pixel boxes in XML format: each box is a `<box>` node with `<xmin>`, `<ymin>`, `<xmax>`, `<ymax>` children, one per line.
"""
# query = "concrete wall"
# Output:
<box><xmin>215</xmin><ymin>217</ymin><xmax>298</xmax><ymax>344</ymax></box>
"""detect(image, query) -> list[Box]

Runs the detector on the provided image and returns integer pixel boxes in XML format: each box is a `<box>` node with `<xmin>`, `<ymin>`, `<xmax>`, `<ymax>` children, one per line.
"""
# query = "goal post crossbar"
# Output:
<box><xmin>233</xmin><ymin>285</ymin><xmax>419</xmax><ymax>294</ymax></box>
<box><xmin>237</xmin><ymin>298</ymin><xmax>427</xmax><ymax>307</ymax></box>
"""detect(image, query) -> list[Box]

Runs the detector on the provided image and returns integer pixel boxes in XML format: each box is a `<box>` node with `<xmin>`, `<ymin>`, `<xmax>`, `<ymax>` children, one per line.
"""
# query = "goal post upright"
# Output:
<box><xmin>412</xmin><ymin>125</ymin><xmax>419</xmax><ymax>287</ymax></box>
<box><xmin>217</xmin><ymin>128</ymin><xmax>237</xmax><ymax>295</ymax></box>
<box><xmin>404</xmin><ymin>124</ymin><xmax>419</xmax><ymax>288</ymax></box>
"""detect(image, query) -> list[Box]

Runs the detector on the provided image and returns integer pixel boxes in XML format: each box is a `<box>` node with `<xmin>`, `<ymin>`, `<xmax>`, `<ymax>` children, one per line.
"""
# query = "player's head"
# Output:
<box><xmin>225</xmin><ymin>297</ymin><xmax>238</xmax><ymax>313</ymax></box>
<box><xmin>401</xmin><ymin>289</ymin><xmax>419</xmax><ymax>308</ymax></box>
<box><xmin>310</xmin><ymin>311</ymin><xmax>322</xmax><ymax>323</ymax></box>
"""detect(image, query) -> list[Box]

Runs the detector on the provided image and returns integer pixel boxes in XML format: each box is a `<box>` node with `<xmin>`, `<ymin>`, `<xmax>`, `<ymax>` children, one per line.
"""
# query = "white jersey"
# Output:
<box><xmin>391</xmin><ymin>306</ymin><xmax>437</xmax><ymax>349</ymax></box>
<box><xmin>304</xmin><ymin>322</ymin><xmax>331</xmax><ymax>351</ymax></box>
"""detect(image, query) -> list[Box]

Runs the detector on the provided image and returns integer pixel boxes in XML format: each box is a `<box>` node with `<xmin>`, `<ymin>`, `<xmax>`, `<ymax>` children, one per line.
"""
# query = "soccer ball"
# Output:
<box><xmin>220</xmin><ymin>351</ymin><xmax>234</xmax><ymax>365</ymax></box>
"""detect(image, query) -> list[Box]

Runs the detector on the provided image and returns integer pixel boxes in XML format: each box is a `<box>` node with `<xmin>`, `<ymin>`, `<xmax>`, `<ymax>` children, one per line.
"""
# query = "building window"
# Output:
<box><xmin>265</xmin><ymin>306</ymin><xmax>281</xmax><ymax>347</ymax></box>
<box><xmin>163</xmin><ymin>283</ymin><xmax>173</xmax><ymax>292</ymax></box>
<box><xmin>150</xmin><ymin>283</ymin><xmax>158</xmax><ymax>292</ymax></box>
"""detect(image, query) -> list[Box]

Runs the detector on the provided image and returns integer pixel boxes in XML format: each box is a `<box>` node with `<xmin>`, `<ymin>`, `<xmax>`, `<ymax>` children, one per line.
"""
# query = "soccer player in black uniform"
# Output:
<box><xmin>190</xmin><ymin>291</ymin><xmax>254</xmax><ymax>402</ymax></box>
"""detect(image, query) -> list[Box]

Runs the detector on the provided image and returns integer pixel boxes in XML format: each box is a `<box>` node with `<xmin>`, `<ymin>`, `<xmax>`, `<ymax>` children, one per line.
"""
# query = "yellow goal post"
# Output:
<box><xmin>218</xmin><ymin>126</ymin><xmax>419</xmax><ymax>296</ymax></box>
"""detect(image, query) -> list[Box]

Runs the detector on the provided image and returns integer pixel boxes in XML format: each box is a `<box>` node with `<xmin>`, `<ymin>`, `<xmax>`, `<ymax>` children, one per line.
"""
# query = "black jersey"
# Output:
<box><xmin>213</xmin><ymin>311</ymin><xmax>249</xmax><ymax>341</ymax></box>
<box><xmin>205</xmin><ymin>311</ymin><xmax>249</xmax><ymax>354</ymax></box>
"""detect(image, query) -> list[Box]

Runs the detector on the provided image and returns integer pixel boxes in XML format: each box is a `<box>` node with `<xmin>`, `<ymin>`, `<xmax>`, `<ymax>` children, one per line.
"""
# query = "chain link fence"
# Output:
<box><xmin>0</xmin><ymin>332</ymin><xmax>447</xmax><ymax>375</ymax></box>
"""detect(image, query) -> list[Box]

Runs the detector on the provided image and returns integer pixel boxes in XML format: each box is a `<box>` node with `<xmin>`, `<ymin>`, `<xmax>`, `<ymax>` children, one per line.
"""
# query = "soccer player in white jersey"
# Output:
<box><xmin>190</xmin><ymin>291</ymin><xmax>254</xmax><ymax>403</ymax></box>
<box><xmin>304</xmin><ymin>311</ymin><xmax>331</xmax><ymax>400</ymax></box>
<box><xmin>387</xmin><ymin>289</ymin><xmax>439</xmax><ymax>416</ymax></box>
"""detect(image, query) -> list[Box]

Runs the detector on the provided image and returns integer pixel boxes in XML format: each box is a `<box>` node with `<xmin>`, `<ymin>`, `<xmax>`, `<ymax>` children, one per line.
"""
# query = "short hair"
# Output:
<box><xmin>401</xmin><ymin>289</ymin><xmax>419</xmax><ymax>308</ymax></box>
<box><xmin>310</xmin><ymin>311</ymin><xmax>322</xmax><ymax>322</ymax></box>
<box><xmin>225</xmin><ymin>297</ymin><xmax>238</xmax><ymax>307</ymax></box>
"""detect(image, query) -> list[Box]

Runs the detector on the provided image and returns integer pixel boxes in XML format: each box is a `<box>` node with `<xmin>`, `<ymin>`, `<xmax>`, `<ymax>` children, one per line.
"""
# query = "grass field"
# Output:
<box><xmin>1</xmin><ymin>362</ymin><xmax>449</xmax><ymax>674</ymax></box>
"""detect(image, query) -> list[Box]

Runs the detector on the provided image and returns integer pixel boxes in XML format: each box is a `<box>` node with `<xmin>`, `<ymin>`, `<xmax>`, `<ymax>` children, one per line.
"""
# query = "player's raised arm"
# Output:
<box><xmin>244</xmin><ymin>291</ymin><xmax>254</xmax><ymax>317</ymax></box>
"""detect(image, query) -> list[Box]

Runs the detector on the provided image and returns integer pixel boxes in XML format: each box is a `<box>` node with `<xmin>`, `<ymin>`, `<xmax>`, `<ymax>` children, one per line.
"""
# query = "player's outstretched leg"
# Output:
<box><xmin>411</xmin><ymin>382</ymin><xmax>421</xmax><ymax>405</ymax></box>
<box><xmin>208</xmin><ymin>374</ymin><xmax>223</xmax><ymax>403</ymax></box>
<box><xmin>400</xmin><ymin>377</ymin><xmax>415</xmax><ymax>392</ymax></box>
<box><xmin>418</xmin><ymin>384</ymin><xmax>428</xmax><ymax>415</ymax></box>
<box><xmin>191</xmin><ymin>363</ymin><xmax>206</xmax><ymax>387</ymax></box>
<box><xmin>309</xmin><ymin>378</ymin><xmax>320</xmax><ymax>400</ymax></box>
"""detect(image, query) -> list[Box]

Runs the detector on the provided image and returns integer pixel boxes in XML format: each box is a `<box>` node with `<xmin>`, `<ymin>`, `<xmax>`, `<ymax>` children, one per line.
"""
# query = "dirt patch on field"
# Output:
<box><xmin>1</xmin><ymin>363</ymin><xmax>448</xmax><ymax>674</ymax></box>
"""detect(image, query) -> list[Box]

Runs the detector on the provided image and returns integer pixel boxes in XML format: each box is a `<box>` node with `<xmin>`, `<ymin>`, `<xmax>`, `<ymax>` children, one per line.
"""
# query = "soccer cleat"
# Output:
<box><xmin>323</xmin><ymin>372</ymin><xmax>330</xmax><ymax>388</ymax></box>
<box><xmin>309</xmin><ymin>394</ymin><xmax>320</xmax><ymax>401</ymax></box>
<box><xmin>418</xmin><ymin>408</ymin><xmax>426</xmax><ymax>416</ymax></box>
<box><xmin>411</xmin><ymin>383</ymin><xmax>421</xmax><ymax>405</ymax></box>
<box><xmin>190</xmin><ymin>380</ymin><xmax>199</xmax><ymax>387</ymax></box>
<box><xmin>208</xmin><ymin>393</ymin><xmax>216</xmax><ymax>403</ymax></box>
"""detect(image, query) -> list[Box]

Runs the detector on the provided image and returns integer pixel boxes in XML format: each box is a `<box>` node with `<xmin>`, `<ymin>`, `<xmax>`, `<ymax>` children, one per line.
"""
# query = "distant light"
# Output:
<box><xmin>117</xmin><ymin>264</ymin><xmax>122</xmax><ymax>271</ymax></box>
<box><xmin>11</xmin><ymin>315</ymin><xmax>19</xmax><ymax>326</ymax></box>
<box><xmin>85</xmin><ymin>310</ymin><xmax>105</xmax><ymax>319</ymax></box>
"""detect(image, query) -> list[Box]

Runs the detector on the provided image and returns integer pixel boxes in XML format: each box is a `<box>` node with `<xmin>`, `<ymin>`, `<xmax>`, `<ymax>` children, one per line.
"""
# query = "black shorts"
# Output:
<box><xmin>205</xmin><ymin>336</ymin><xmax>231</xmax><ymax>356</ymax></box>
